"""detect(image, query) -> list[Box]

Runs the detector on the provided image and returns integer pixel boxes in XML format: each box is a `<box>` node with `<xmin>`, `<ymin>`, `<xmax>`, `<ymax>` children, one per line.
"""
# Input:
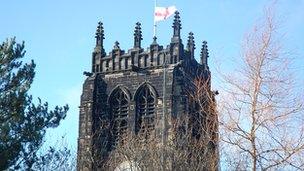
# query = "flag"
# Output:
<box><xmin>154</xmin><ymin>6</ymin><xmax>177</xmax><ymax>22</ymax></box>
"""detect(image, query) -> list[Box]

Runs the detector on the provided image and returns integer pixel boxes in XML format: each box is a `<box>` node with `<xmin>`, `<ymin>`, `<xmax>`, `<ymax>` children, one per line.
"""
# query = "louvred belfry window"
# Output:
<box><xmin>109</xmin><ymin>88</ymin><xmax>129</xmax><ymax>146</ymax></box>
<box><xmin>135</xmin><ymin>84</ymin><xmax>156</xmax><ymax>136</ymax></box>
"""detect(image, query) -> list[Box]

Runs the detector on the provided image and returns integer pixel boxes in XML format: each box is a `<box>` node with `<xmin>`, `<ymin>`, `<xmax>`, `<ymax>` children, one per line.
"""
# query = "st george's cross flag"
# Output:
<box><xmin>154</xmin><ymin>6</ymin><xmax>177</xmax><ymax>22</ymax></box>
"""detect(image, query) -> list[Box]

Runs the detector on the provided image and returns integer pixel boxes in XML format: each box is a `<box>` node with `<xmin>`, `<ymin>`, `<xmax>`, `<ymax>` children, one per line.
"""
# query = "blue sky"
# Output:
<box><xmin>1</xmin><ymin>0</ymin><xmax>303</xmax><ymax>151</ymax></box>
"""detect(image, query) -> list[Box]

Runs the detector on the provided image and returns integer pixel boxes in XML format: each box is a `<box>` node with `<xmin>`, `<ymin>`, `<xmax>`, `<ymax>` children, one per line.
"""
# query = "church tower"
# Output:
<box><xmin>77</xmin><ymin>12</ymin><xmax>218</xmax><ymax>171</ymax></box>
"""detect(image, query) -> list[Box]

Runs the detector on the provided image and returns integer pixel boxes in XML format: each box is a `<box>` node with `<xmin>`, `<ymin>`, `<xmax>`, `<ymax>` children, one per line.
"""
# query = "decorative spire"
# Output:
<box><xmin>200</xmin><ymin>41</ymin><xmax>209</xmax><ymax>66</ymax></box>
<box><xmin>134</xmin><ymin>22</ymin><xmax>142</xmax><ymax>48</ymax></box>
<box><xmin>113</xmin><ymin>41</ymin><xmax>120</xmax><ymax>50</ymax></box>
<box><xmin>172</xmin><ymin>11</ymin><xmax>181</xmax><ymax>38</ymax></box>
<box><xmin>152</xmin><ymin>36</ymin><xmax>157</xmax><ymax>45</ymax></box>
<box><xmin>187</xmin><ymin>32</ymin><xmax>195</xmax><ymax>59</ymax></box>
<box><xmin>95</xmin><ymin>21</ymin><xmax>105</xmax><ymax>55</ymax></box>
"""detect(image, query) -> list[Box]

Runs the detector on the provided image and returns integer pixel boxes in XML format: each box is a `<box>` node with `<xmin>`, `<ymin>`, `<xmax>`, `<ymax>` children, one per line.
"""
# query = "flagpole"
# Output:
<box><xmin>153</xmin><ymin>0</ymin><xmax>157</xmax><ymax>37</ymax></box>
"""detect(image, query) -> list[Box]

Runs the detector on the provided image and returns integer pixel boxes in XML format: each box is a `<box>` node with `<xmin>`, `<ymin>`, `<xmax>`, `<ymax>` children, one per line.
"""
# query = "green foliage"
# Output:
<box><xmin>0</xmin><ymin>38</ymin><xmax>69</xmax><ymax>170</ymax></box>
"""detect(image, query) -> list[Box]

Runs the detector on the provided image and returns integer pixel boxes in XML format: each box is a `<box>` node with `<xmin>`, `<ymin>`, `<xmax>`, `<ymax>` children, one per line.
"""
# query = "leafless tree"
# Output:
<box><xmin>218</xmin><ymin>4</ymin><xmax>304</xmax><ymax>171</ymax></box>
<box><xmin>32</xmin><ymin>136</ymin><xmax>77</xmax><ymax>171</ymax></box>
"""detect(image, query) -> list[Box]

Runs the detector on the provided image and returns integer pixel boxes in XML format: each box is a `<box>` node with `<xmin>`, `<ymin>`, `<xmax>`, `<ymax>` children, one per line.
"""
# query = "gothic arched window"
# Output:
<box><xmin>109</xmin><ymin>87</ymin><xmax>130</xmax><ymax>146</ymax></box>
<box><xmin>135</xmin><ymin>84</ymin><xmax>157</xmax><ymax>136</ymax></box>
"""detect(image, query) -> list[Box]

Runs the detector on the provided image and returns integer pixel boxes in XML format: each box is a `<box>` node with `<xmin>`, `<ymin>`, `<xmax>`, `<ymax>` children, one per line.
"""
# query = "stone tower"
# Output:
<box><xmin>77</xmin><ymin>11</ymin><xmax>218</xmax><ymax>171</ymax></box>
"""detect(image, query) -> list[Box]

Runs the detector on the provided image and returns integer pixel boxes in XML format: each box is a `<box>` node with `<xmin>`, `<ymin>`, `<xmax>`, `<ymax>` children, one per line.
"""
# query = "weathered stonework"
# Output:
<box><xmin>77</xmin><ymin>11</ymin><xmax>218</xmax><ymax>171</ymax></box>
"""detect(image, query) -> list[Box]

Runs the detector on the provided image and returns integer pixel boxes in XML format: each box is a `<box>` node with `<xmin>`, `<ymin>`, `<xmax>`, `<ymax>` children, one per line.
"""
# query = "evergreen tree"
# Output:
<box><xmin>0</xmin><ymin>38</ymin><xmax>69</xmax><ymax>170</ymax></box>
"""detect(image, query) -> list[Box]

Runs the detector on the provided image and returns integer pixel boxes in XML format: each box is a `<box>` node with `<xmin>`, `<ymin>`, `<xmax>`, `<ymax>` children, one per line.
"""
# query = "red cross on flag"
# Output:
<box><xmin>154</xmin><ymin>6</ymin><xmax>177</xmax><ymax>22</ymax></box>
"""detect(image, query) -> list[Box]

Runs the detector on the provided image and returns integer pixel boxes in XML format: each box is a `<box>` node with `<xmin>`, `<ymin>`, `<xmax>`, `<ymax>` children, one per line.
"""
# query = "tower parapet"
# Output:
<box><xmin>91</xmin><ymin>12</ymin><xmax>209</xmax><ymax>74</ymax></box>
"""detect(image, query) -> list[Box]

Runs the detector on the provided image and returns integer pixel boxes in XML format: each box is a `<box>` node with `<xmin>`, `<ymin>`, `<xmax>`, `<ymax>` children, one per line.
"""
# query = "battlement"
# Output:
<box><xmin>91</xmin><ymin>11</ymin><xmax>209</xmax><ymax>74</ymax></box>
